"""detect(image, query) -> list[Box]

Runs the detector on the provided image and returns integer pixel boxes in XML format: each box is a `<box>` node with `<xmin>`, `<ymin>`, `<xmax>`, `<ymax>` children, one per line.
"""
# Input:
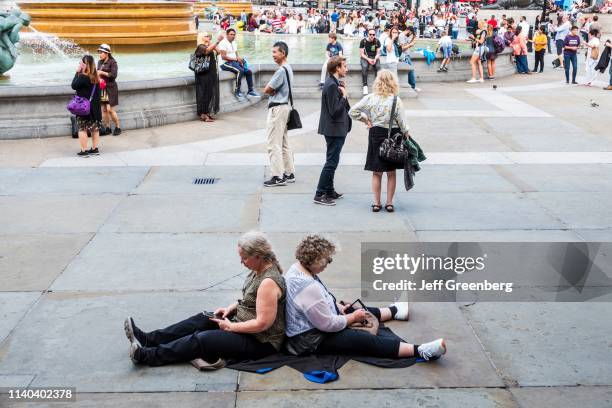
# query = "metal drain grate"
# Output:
<box><xmin>193</xmin><ymin>177</ymin><xmax>219</xmax><ymax>185</ymax></box>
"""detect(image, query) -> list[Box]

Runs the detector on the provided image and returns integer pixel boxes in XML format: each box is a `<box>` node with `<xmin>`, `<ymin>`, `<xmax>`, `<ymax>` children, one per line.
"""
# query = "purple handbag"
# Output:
<box><xmin>67</xmin><ymin>84</ymin><xmax>97</xmax><ymax>116</ymax></box>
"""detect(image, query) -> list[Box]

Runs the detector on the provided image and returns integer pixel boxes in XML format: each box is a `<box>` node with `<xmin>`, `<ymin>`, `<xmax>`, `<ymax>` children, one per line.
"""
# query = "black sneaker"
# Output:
<box><xmin>77</xmin><ymin>150</ymin><xmax>89</xmax><ymax>157</ymax></box>
<box><xmin>314</xmin><ymin>194</ymin><xmax>336</xmax><ymax>206</ymax></box>
<box><xmin>104</xmin><ymin>127</ymin><xmax>112</xmax><ymax>135</ymax></box>
<box><xmin>113</xmin><ymin>127</ymin><xmax>122</xmax><ymax>136</ymax></box>
<box><xmin>264</xmin><ymin>176</ymin><xmax>287</xmax><ymax>187</ymax></box>
<box><xmin>283</xmin><ymin>173</ymin><xmax>296</xmax><ymax>183</ymax></box>
<box><xmin>99</xmin><ymin>127</ymin><xmax>108</xmax><ymax>136</ymax></box>
<box><xmin>328</xmin><ymin>191</ymin><xmax>343</xmax><ymax>199</ymax></box>
<box><xmin>88</xmin><ymin>147</ymin><xmax>99</xmax><ymax>155</ymax></box>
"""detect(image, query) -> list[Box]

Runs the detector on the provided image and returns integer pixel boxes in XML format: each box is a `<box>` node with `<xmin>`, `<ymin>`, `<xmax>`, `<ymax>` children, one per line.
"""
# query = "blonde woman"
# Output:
<box><xmin>124</xmin><ymin>232</ymin><xmax>286</xmax><ymax>368</ymax></box>
<box><xmin>284</xmin><ymin>234</ymin><xmax>446</xmax><ymax>361</ymax></box>
<box><xmin>349</xmin><ymin>70</ymin><xmax>409</xmax><ymax>213</ymax></box>
<box><xmin>467</xmin><ymin>20</ymin><xmax>487</xmax><ymax>83</ymax></box>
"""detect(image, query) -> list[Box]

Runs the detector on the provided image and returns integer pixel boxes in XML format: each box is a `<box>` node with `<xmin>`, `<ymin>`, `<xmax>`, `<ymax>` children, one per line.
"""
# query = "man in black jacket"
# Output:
<box><xmin>315</xmin><ymin>56</ymin><xmax>351</xmax><ymax>206</ymax></box>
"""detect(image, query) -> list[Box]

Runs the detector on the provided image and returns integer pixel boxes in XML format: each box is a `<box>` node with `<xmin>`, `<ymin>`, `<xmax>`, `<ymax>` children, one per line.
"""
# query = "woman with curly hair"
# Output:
<box><xmin>123</xmin><ymin>231</ymin><xmax>286</xmax><ymax>369</ymax></box>
<box><xmin>284</xmin><ymin>234</ymin><xmax>447</xmax><ymax>361</ymax></box>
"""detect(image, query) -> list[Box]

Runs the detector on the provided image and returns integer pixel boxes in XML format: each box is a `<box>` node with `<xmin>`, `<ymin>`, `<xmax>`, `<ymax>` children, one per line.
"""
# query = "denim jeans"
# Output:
<box><xmin>403</xmin><ymin>55</ymin><xmax>417</xmax><ymax>89</ymax></box>
<box><xmin>515</xmin><ymin>55</ymin><xmax>529</xmax><ymax>73</ymax></box>
<box><xmin>360</xmin><ymin>57</ymin><xmax>380</xmax><ymax>86</ymax></box>
<box><xmin>316</xmin><ymin>136</ymin><xmax>346</xmax><ymax>196</ymax></box>
<box><xmin>564</xmin><ymin>53</ymin><xmax>578</xmax><ymax>83</ymax></box>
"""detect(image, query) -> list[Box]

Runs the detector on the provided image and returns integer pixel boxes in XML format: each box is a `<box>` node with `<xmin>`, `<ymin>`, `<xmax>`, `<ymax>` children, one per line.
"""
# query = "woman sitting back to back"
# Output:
<box><xmin>284</xmin><ymin>234</ymin><xmax>447</xmax><ymax>361</ymax></box>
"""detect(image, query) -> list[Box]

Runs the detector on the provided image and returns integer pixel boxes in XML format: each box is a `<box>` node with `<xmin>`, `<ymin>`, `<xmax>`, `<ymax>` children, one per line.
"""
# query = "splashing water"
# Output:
<box><xmin>20</xmin><ymin>26</ymin><xmax>85</xmax><ymax>61</ymax></box>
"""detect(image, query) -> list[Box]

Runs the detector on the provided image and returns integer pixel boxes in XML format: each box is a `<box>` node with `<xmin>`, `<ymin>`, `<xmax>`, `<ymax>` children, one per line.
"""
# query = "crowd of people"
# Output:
<box><xmin>124</xmin><ymin>231</ymin><xmax>447</xmax><ymax>368</ymax></box>
<box><xmin>70</xmin><ymin>6</ymin><xmax>612</xmax><ymax>163</ymax></box>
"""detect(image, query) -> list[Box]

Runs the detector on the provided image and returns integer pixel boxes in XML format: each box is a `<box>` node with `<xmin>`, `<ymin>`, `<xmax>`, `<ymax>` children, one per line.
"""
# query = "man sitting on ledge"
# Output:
<box><xmin>218</xmin><ymin>28</ymin><xmax>261</xmax><ymax>100</ymax></box>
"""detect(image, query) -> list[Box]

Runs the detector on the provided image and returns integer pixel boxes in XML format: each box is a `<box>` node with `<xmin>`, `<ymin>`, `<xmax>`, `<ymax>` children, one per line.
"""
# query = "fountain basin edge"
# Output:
<box><xmin>1</xmin><ymin>53</ymin><xmax>515</xmax><ymax>140</ymax></box>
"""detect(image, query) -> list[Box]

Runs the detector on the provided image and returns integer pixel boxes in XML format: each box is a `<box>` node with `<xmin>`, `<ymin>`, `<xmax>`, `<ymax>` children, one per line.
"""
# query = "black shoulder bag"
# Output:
<box><xmin>282</xmin><ymin>66</ymin><xmax>302</xmax><ymax>130</ymax></box>
<box><xmin>378</xmin><ymin>96</ymin><xmax>409</xmax><ymax>164</ymax></box>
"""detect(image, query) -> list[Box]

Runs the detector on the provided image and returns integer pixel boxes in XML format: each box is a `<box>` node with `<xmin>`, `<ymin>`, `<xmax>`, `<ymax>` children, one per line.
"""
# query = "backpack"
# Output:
<box><xmin>503</xmin><ymin>31</ymin><xmax>515</xmax><ymax>46</ymax></box>
<box><xmin>493</xmin><ymin>35</ymin><xmax>505</xmax><ymax>54</ymax></box>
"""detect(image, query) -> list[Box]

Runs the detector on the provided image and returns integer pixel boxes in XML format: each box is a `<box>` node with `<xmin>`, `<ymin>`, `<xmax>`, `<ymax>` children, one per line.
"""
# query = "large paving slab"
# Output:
<box><xmin>1</xmin><ymin>392</ymin><xmax>236</xmax><ymax>408</ymax></box>
<box><xmin>416</xmin><ymin>229</ymin><xmax>583</xmax><ymax>242</ymax></box>
<box><xmin>0</xmin><ymin>291</ymin><xmax>241</xmax><ymax>392</ymax></box>
<box><xmin>527</xmin><ymin>192</ymin><xmax>612</xmax><ymax>230</ymax></box>
<box><xmin>238</xmin><ymin>302</ymin><xmax>504</xmax><ymax>390</ymax></box>
<box><xmin>0</xmin><ymin>195</ymin><xmax>122</xmax><ymax>234</ymax></box>
<box><xmin>0</xmin><ymin>167</ymin><xmax>149</xmax><ymax>196</ymax></box>
<box><xmin>508</xmin><ymin>131</ymin><xmax>612</xmax><ymax>152</ymax></box>
<box><xmin>0</xmin><ymin>234</ymin><xmax>93</xmax><ymax>291</ymax></box>
<box><xmin>0</xmin><ymin>292</ymin><xmax>40</xmax><ymax>343</ymax></box>
<box><xmin>399</xmin><ymin>192</ymin><xmax>564</xmax><ymax>231</ymax></box>
<box><xmin>510</xmin><ymin>386</ymin><xmax>612</xmax><ymax>408</ymax></box>
<box><xmin>262</xmin><ymin>165</ymin><xmax>519</xmax><ymax>195</ymax></box>
<box><xmin>236</xmin><ymin>388</ymin><xmax>517</xmax><ymax>408</ymax></box>
<box><xmin>498</xmin><ymin>164</ymin><xmax>612</xmax><ymax>193</ymax></box>
<box><xmin>260</xmin><ymin>193</ymin><xmax>415</xmax><ymax>233</ymax></box>
<box><xmin>51</xmin><ymin>233</ymin><xmax>247</xmax><ymax>291</ymax></box>
<box><xmin>462</xmin><ymin>302</ymin><xmax>612</xmax><ymax>386</ymax></box>
<box><xmin>100</xmin><ymin>194</ymin><xmax>260</xmax><ymax>233</ymax></box>
<box><xmin>134</xmin><ymin>166</ymin><xmax>266</xmax><ymax>195</ymax></box>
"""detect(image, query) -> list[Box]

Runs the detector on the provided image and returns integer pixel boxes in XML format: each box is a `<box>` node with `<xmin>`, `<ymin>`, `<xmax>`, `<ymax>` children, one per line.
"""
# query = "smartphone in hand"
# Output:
<box><xmin>203</xmin><ymin>311</ymin><xmax>218</xmax><ymax>318</ymax></box>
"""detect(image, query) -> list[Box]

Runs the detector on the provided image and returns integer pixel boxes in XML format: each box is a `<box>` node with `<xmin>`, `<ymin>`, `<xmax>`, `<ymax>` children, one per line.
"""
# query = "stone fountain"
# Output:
<box><xmin>0</xmin><ymin>7</ymin><xmax>30</xmax><ymax>75</ymax></box>
<box><xmin>17</xmin><ymin>1</ymin><xmax>197</xmax><ymax>45</ymax></box>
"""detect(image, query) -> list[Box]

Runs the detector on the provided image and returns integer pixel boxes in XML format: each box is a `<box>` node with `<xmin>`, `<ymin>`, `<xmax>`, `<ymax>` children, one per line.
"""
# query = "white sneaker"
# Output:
<box><xmin>391</xmin><ymin>302</ymin><xmax>409</xmax><ymax>320</ymax></box>
<box><xmin>363</xmin><ymin>85</ymin><xmax>368</xmax><ymax>95</ymax></box>
<box><xmin>417</xmin><ymin>338</ymin><xmax>447</xmax><ymax>361</ymax></box>
<box><xmin>413</xmin><ymin>87</ymin><xmax>422</xmax><ymax>92</ymax></box>
<box><xmin>478</xmin><ymin>78</ymin><xmax>484</xmax><ymax>83</ymax></box>
<box><xmin>466</xmin><ymin>78</ymin><xmax>478</xmax><ymax>83</ymax></box>
<box><xmin>129</xmin><ymin>342</ymin><xmax>141</xmax><ymax>364</ymax></box>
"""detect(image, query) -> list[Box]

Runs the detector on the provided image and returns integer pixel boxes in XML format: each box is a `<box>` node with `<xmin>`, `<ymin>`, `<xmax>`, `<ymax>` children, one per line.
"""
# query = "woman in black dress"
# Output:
<box><xmin>349</xmin><ymin>70</ymin><xmax>409</xmax><ymax>213</ymax></box>
<box><xmin>71</xmin><ymin>55</ymin><xmax>102</xmax><ymax>157</ymax></box>
<box><xmin>195</xmin><ymin>32</ymin><xmax>222</xmax><ymax>122</ymax></box>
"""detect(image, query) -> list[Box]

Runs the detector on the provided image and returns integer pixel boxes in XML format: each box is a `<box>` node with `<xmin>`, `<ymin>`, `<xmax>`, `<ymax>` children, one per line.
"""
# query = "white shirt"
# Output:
<box><xmin>439</xmin><ymin>35</ymin><xmax>452</xmax><ymax>48</ymax></box>
<box><xmin>217</xmin><ymin>38</ymin><xmax>237</xmax><ymax>61</ymax></box>
<box><xmin>287</xmin><ymin>18</ymin><xmax>298</xmax><ymax>34</ymax></box>
<box><xmin>587</xmin><ymin>37</ymin><xmax>600</xmax><ymax>59</ymax></box>
<box><xmin>519</xmin><ymin>21</ymin><xmax>530</xmax><ymax>37</ymax></box>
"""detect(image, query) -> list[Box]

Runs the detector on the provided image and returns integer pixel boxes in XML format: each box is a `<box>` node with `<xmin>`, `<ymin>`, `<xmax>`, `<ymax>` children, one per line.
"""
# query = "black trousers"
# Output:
<box><xmin>316</xmin><ymin>136</ymin><xmax>346</xmax><ymax>196</ymax></box>
<box><xmin>534</xmin><ymin>50</ymin><xmax>545</xmax><ymax>72</ymax></box>
<box><xmin>317</xmin><ymin>328</ymin><xmax>401</xmax><ymax>358</ymax></box>
<box><xmin>139</xmin><ymin>313</ymin><xmax>276</xmax><ymax>367</ymax></box>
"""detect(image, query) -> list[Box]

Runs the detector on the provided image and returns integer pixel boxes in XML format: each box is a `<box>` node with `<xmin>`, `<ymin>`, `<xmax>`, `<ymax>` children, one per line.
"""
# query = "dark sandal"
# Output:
<box><xmin>372</xmin><ymin>204</ymin><xmax>382</xmax><ymax>212</ymax></box>
<box><xmin>385</xmin><ymin>204</ymin><xmax>395</xmax><ymax>213</ymax></box>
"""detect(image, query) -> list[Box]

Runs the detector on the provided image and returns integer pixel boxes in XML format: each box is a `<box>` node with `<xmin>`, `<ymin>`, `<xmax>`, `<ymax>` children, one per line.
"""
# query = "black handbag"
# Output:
<box><xmin>188</xmin><ymin>53</ymin><xmax>210</xmax><ymax>74</ymax></box>
<box><xmin>379</xmin><ymin>96</ymin><xmax>410</xmax><ymax>164</ymax></box>
<box><xmin>283</xmin><ymin>66</ymin><xmax>302</xmax><ymax>130</ymax></box>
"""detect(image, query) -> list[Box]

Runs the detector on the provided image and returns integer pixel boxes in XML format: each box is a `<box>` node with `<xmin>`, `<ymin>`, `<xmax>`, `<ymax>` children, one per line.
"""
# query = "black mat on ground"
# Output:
<box><xmin>226</xmin><ymin>327</ymin><xmax>419</xmax><ymax>383</ymax></box>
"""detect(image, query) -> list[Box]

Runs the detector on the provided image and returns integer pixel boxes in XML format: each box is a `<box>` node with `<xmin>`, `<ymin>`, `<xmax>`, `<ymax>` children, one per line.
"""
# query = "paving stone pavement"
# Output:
<box><xmin>1</xmin><ymin>70</ymin><xmax>612</xmax><ymax>407</ymax></box>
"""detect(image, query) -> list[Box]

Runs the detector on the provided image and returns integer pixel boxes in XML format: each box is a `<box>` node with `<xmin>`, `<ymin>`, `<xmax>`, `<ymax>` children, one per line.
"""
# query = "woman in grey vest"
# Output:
<box><xmin>124</xmin><ymin>231</ymin><xmax>286</xmax><ymax>369</ymax></box>
<box><xmin>284</xmin><ymin>234</ymin><xmax>447</xmax><ymax>361</ymax></box>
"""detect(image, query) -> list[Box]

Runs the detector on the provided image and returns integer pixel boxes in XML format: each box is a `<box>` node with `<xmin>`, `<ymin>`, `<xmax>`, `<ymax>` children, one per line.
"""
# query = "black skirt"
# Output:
<box><xmin>364</xmin><ymin>126</ymin><xmax>405</xmax><ymax>172</ymax></box>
